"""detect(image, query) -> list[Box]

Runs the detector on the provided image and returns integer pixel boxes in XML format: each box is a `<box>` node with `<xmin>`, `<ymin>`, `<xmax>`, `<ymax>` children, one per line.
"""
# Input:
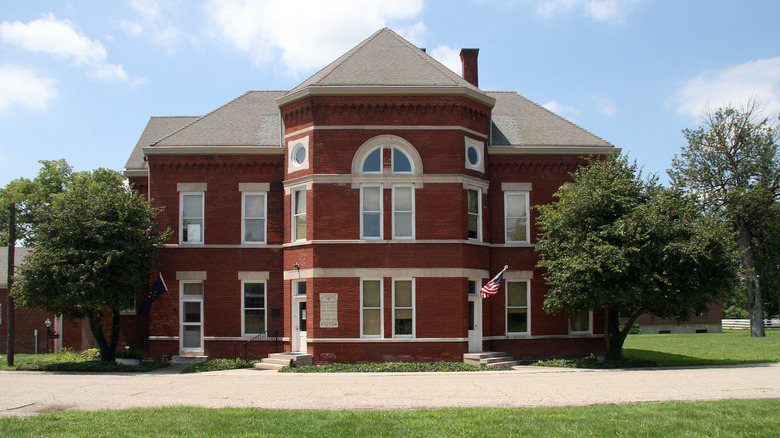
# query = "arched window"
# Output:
<box><xmin>361</xmin><ymin>148</ymin><xmax>382</xmax><ymax>173</ymax></box>
<box><xmin>352</xmin><ymin>135</ymin><xmax>422</xmax><ymax>175</ymax></box>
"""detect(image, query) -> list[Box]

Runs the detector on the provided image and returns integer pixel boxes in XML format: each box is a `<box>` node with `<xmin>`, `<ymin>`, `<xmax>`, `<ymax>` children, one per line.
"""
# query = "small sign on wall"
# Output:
<box><xmin>320</xmin><ymin>293</ymin><xmax>338</xmax><ymax>328</ymax></box>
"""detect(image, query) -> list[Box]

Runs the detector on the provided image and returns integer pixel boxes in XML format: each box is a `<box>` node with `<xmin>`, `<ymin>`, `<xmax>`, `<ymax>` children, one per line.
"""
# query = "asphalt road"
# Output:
<box><xmin>2</xmin><ymin>364</ymin><xmax>779</xmax><ymax>417</ymax></box>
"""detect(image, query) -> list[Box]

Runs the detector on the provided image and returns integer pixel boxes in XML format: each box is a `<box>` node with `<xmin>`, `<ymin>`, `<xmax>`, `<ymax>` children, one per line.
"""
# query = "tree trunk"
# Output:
<box><xmin>604</xmin><ymin>307</ymin><xmax>641</xmax><ymax>358</ymax></box>
<box><xmin>737</xmin><ymin>218</ymin><xmax>765</xmax><ymax>337</ymax></box>
<box><xmin>87</xmin><ymin>309</ymin><xmax>118</xmax><ymax>362</ymax></box>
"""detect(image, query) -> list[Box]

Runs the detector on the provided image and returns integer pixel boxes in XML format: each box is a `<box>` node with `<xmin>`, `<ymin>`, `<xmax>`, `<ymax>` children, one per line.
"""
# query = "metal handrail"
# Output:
<box><xmin>233</xmin><ymin>330</ymin><xmax>281</xmax><ymax>362</ymax></box>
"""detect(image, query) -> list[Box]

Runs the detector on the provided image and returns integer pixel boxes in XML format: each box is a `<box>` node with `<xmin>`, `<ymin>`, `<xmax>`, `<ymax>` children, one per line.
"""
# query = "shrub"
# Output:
<box><xmin>280</xmin><ymin>361</ymin><xmax>513</xmax><ymax>373</ymax></box>
<box><xmin>49</xmin><ymin>348</ymin><xmax>82</xmax><ymax>362</ymax></box>
<box><xmin>182</xmin><ymin>359</ymin><xmax>256</xmax><ymax>373</ymax></box>
<box><xmin>115</xmin><ymin>350</ymin><xmax>143</xmax><ymax>360</ymax></box>
<box><xmin>80</xmin><ymin>348</ymin><xmax>100</xmax><ymax>361</ymax></box>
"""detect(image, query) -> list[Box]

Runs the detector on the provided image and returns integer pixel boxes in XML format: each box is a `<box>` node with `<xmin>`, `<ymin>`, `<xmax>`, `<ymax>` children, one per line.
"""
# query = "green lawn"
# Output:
<box><xmin>623</xmin><ymin>330</ymin><xmax>780</xmax><ymax>367</ymax></box>
<box><xmin>1</xmin><ymin>399</ymin><xmax>778</xmax><ymax>437</ymax></box>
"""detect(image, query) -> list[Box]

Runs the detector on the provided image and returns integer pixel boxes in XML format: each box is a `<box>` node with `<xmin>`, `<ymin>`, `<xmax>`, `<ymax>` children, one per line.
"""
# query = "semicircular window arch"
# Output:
<box><xmin>353</xmin><ymin>135</ymin><xmax>423</xmax><ymax>175</ymax></box>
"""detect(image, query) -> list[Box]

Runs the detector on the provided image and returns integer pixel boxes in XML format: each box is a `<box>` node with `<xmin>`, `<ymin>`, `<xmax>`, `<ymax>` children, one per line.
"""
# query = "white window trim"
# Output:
<box><xmin>467</xmin><ymin>188</ymin><xmax>481</xmax><ymax>242</ymax></box>
<box><xmin>360</xmin><ymin>278</ymin><xmax>384</xmax><ymax>339</ymax></box>
<box><xmin>180</xmin><ymin>280</ymin><xmax>204</xmax><ymax>352</ymax></box>
<box><xmin>392</xmin><ymin>278</ymin><xmax>415</xmax><ymax>338</ymax></box>
<box><xmin>292</xmin><ymin>188</ymin><xmax>307</xmax><ymax>242</ymax></box>
<box><xmin>504</xmin><ymin>191</ymin><xmax>530</xmax><ymax>244</ymax></box>
<box><xmin>242</xmin><ymin>280</ymin><xmax>267</xmax><ymax>337</ymax></box>
<box><xmin>392</xmin><ymin>185</ymin><xmax>415</xmax><ymax>240</ymax></box>
<box><xmin>506</xmin><ymin>280</ymin><xmax>531</xmax><ymax>336</ymax></box>
<box><xmin>361</xmin><ymin>185</ymin><xmax>383</xmax><ymax>240</ymax></box>
<box><xmin>288</xmin><ymin>136</ymin><xmax>310</xmax><ymax>172</ymax></box>
<box><xmin>464</xmin><ymin>137</ymin><xmax>485</xmax><ymax>172</ymax></box>
<box><xmin>241</xmin><ymin>192</ymin><xmax>267</xmax><ymax>245</ymax></box>
<box><xmin>180</xmin><ymin>192</ymin><xmax>204</xmax><ymax>245</ymax></box>
<box><xmin>569</xmin><ymin>311</ymin><xmax>593</xmax><ymax>335</ymax></box>
<box><xmin>292</xmin><ymin>279</ymin><xmax>307</xmax><ymax>296</ymax></box>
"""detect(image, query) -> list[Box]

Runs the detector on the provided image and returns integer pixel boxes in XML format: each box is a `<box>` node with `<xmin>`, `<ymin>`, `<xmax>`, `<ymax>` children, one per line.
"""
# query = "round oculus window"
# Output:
<box><xmin>467</xmin><ymin>145</ymin><xmax>480</xmax><ymax>166</ymax></box>
<box><xmin>293</xmin><ymin>144</ymin><xmax>306</xmax><ymax>165</ymax></box>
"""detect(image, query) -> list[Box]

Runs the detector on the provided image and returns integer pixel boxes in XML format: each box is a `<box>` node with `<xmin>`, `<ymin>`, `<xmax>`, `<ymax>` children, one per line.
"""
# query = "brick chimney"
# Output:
<box><xmin>460</xmin><ymin>48</ymin><xmax>479</xmax><ymax>87</ymax></box>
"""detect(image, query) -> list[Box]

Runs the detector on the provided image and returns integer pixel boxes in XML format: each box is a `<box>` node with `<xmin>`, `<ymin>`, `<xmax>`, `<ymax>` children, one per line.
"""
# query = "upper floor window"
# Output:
<box><xmin>181</xmin><ymin>193</ymin><xmax>204</xmax><ymax>244</ymax></box>
<box><xmin>392</xmin><ymin>147</ymin><xmax>412</xmax><ymax>173</ymax></box>
<box><xmin>287</xmin><ymin>136</ymin><xmax>310</xmax><ymax>172</ymax></box>
<box><xmin>361</xmin><ymin>186</ymin><xmax>382</xmax><ymax>239</ymax></box>
<box><xmin>393</xmin><ymin>186</ymin><xmax>414</xmax><ymax>239</ymax></box>
<box><xmin>292</xmin><ymin>188</ymin><xmax>307</xmax><ymax>241</ymax></box>
<box><xmin>353</xmin><ymin>135</ymin><xmax>423</xmax><ymax>175</ymax></box>
<box><xmin>362</xmin><ymin>148</ymin><xmax>381</xmax><ymax>173</ymax></box>
<box><xmin>467</xmin><ymin>189</ymin><xmax>480</xmax><ymax>241</ymax></box>
<box><xmin>505</xmin><ymin>192</ymin><xmax>529</xmax><ymax>243</ymax></box>
<box><xmin>242</xmin><ymin>193</ymin><xmax>266</xmax><ymax>244</ymax></box>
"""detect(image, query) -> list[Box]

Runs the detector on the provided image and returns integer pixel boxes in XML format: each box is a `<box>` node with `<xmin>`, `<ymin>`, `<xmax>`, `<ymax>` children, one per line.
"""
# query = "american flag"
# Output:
<box><xmin>480</xmin><ymin>265</ymin><xmax>508</xmax><ymax>298</ymax></box>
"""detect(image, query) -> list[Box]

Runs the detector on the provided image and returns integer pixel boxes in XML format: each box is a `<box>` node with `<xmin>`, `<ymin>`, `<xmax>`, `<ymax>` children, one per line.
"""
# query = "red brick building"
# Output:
<box><xmin>123</xmin><ymin>28</ymin><xmax>616</xmax><ymax>363</ymax></box>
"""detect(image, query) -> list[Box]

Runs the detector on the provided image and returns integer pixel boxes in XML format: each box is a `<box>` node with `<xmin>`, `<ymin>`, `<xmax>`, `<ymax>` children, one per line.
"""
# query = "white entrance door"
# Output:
<box><xmin>468</xmin><ymin>295</ymin><xmax>483</xmax><ymax>352</ymax></box>
<box><xmin>292</xmin><ymin>298</ymin><xmax>307</xmax><ymax>352</ymax></box>
<box><xmin>181</xmin><ymin>282</ymin><xmax>204</xmax><ymax>353</ymax></box>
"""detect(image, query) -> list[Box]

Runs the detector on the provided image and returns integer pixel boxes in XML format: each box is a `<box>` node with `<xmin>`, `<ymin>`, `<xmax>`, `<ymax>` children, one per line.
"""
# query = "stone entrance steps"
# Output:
<box><xmin>254</xmin><ymin>353</ymin><xmax>313</xmax><ymax>370</ymax></box>
<box><xmin>170</xmin><ymin>355</ymin><xmax>208</xmax><ymax>365</ymax></box>
<box><xmin>463</xmin><ymin>351</ymin><xmax>521</xmax><ymax>367</ymax></box>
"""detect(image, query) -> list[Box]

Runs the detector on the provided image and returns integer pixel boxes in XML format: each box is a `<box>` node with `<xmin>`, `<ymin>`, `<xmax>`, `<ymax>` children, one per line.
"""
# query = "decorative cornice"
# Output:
<box><xmin>488</xmin><ymin>146</ymin><xmax>619</xmax><ymax>156</ymax></box>
<box><xmin>277</xmin><ymin>85</ymin><xmax>496</xmax><ymax>108</ymax></box>
<box><xmin>149</xmin><ymin>156</ymin><xmax>282</xmax><ymax>173</ymax></box>
<box><xmin>143</xmin><ymin>146</ymin><xmax>285</xmax><ymax>156</ymax></box>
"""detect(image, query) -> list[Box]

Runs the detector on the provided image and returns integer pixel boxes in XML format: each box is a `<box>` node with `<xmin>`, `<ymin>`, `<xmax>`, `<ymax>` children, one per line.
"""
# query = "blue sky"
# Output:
<box><xmin>1</xmin><ymin>0</ymin><xmax>779</xmax><ymax>187</ymax></box>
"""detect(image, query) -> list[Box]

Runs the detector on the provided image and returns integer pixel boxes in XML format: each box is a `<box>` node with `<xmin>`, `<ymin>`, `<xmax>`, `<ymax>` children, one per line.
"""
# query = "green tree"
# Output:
<box><xmin>536</xmin><ymin>155</ymin><xmax>738</xmax><ymax>358</ymax></box>
<box><xmin>670</xmin><ymin>99</ymin><xmax>780</xmax><ymax>336</ymax></box>
<box><xmin>0</xmin><ymin>159</ymin><xmax>73</xmax><ymax>246</ymax></box>
<box><xmin>12</xmin><ymin>168</ymin><xmax>169</xmax><ymax>361</ymax></box>
<box><xmin>753</xmin><ymin>202</ymin><xmax>780</xmax><ymax>318</ymax></box>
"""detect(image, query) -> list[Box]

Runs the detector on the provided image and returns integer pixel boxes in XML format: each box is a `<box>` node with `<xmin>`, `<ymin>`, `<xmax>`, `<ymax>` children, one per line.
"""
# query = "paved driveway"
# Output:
<box><xmin>2</xmin><ymin>364</ymin><xmax>779</xmax><ymax>417</ymax></box>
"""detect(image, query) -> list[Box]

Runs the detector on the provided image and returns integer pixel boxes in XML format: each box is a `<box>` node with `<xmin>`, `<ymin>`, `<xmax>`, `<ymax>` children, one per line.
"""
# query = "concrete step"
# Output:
<box><xmin>463</xmin><ymin>351</ymin><xmax>517</xmax><ymax>367</ymax></box>
<box><xmin>262</xmin><ymin>357</ymin><xmax>293</xmax><ymax>366</ymax></box>
<box><xmin>254</xmin><ymin>362</ymin><xmax>288</xmax><ymax>370</ymax></box>
<box><xmin>170</xmin><ymin>355</ymin><xmax>208</xmax><ymax>365</ymax></box>
<box><xmin>258</xmin><ymin>353</ymin><xmax>313</xmax><ymax>370</ymax></box>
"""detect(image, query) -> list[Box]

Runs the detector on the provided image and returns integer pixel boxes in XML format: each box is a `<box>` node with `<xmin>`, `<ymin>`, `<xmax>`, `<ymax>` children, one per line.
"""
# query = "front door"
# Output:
<box><xmin>292</xmin><ymin>298</ymin><xmax>307</xmax><ymax>352</ymax></box>
<box><xmin>181</xmin><ymin>282</ymin><xmax>204</xmax><ymax>353</ymax></box>
<box><xmin>468</xmin><ymin>295</ymin><xmax>483</xmax><ymax>352</ymax></box>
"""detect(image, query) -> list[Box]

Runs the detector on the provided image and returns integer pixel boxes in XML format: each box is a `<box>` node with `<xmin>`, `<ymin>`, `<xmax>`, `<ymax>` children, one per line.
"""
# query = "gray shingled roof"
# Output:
<box><xmin>124</xmin><ymin>116</ymin><xmax>199</xmax><ymax>172</ymax></box>
<box><xmin>153</xmin><ymin>91</ymin><xmax>284</xmax><ymax>148</ymax></box>
<box><xmin>0</xmin><ymin>247</ymin><xmax>29</xmax><ymax>288</ymax></box>
<box><xmin>287</xmin><ymin>28</ymin><xmax>481</xmax><ymax>94</ymax></box>
<box><xmin>489</xmin><ymin>91</ymin><xmax>612</xmax><ymax>147</ymax></box>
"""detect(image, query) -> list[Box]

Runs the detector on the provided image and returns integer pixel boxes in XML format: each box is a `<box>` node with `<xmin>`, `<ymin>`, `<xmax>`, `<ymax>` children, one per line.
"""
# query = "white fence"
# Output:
<box><xmin>722</xmin><ymin>319</ymin><xmax>780</xmax><ymax>330</ymax></box>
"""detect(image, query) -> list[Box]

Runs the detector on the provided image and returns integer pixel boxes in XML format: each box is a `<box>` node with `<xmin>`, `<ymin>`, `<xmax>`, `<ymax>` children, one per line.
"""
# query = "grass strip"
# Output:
<box><xmin>1</xmin><ymin>399</ymin><xmax>778</xmax><ymax>437</ymax></box>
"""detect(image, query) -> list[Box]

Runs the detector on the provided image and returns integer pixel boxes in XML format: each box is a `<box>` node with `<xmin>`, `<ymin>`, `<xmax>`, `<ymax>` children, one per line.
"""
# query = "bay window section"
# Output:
<box><xmin>393</xmin><ymin>280</ymin><xmax>414</xmax><ymax>337</ymax></box>
<box><xmin>362</xmin><ymin>186</ymin><xmax>382</xmax><ymax>239</ymax></box>
<box><xmin>393</xmin><ymin>186</ymin><xmax>414</xmax><ymax>239</ymax></box>
<box><xmin>467</xmin><ymin>189</ymin><xmax>480</xmax><ymax>240</ymax></box>
<box><xmin>292</xmin><ymin>188</ymin><xmax>307</xmax><ymax>241</ymax></box>
<box><xmin>506</xmin><ymin>281</ymin><xmax>529</xmax><ymax>335</ymax></box>
<box><xmin>505</xmin><ymin>192</ymin><xmax>529</xmax><ymax>243</ymax></box>
<box><xmin>361</xmin><ymin>279</ymin><xmax>382</xmax><ymax>337</ymax></box>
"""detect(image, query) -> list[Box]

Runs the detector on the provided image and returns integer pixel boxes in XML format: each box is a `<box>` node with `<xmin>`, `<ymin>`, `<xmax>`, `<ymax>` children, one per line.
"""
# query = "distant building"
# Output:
<box><xmin>122</xmin><ymin>28</ymin><xmax>618</xmax><ymax>363</ymax></box>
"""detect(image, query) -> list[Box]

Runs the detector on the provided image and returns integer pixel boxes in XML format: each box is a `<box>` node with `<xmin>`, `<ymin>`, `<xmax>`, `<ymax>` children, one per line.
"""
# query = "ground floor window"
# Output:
<box><xmin>569</xmin><ymin>310</ymin><xmax>592</xmax><ymax>334</ymax></box>
<box><xmin>506</xmin><ymin>281</ymin><xmax>529</xmax><ymax>334</ymax></box>
<box><xmin>243</xmin><ymin>282</ymin><xmax>266</xmax><ymax>335</ymax></box>
<box><xmin>362</xmin><ymin>279</ymin><xmax>382</xmax><ymax>337</ymax></box>
<box><xmin>393</xmin><ymin>279</ymin><xmax>414</xmax><ymax>337</ymax></box>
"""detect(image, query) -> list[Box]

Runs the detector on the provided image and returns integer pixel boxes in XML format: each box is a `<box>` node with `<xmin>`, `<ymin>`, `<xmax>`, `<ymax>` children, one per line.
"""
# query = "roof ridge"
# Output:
<box><xmin>384</xmin><ymin>29</ymin><xmax>465</xmax><ymax>88</ymax></box>
<box><xmin>491</xmin><ymin>91</ymin><xmax>613</xmax><ymax>147</ymax></box>
<box><xmin>151</xmin><ymin>92</ymin><xmax>254</xmax><ymax>146</ymax></box>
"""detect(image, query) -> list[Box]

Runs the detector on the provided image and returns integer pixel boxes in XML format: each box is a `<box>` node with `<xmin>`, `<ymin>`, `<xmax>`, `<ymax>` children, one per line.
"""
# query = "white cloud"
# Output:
<box><xmin>0</xmin><ymin>64</ymin><xmax>58</xmax><ymax>114</ymax></box>
<box><xmin>430</xmin><ymin>45</ymin><xmax>461</xmax><ymax>74</ymax></box>
<box><xmin>205</xmin><ymin>0</ymin><xmax>425</xmax><ymax>75</ymax></box>
<box><xmin>544</xmin><ymin>100</ymin><xmax>582</xmax><ymax>118</ymax></box>
<box><xmin>594</xmin><ymin>95</ymin><xmax>616</xmax><ymax>116</ymax></box>
<box><xmin>0</xmin><ymin>13</ymin><xmax>107</xmax><ymax>64</ymax></box>
<box><xmin>535</xmin><ymin>0</ymin><xmax>638</xmax><ymax>23</ymax></box>
<box><xmin>675</xmin><ymin>57</ymin><xmax>780</xmax><ymax>119</ymax></box>
<box><xmin>121</xmin><ymin>0</ymin><xmax>184</xmax><ymax>53</ymax></box>
<box><xmin>0</xmin><ymin>13</ymin><xmax>138</xmax><ymax>84</ymax></box>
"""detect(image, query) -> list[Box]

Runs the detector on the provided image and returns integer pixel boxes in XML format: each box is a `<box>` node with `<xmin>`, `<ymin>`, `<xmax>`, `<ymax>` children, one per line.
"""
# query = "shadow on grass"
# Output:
<box><xmin>622</xmin><ymin>349</ymin><xmax>773</xmax><ymax>367</ymax></box>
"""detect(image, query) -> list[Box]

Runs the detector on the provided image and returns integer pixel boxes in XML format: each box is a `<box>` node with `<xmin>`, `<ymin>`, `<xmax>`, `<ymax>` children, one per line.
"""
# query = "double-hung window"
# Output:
<box><xmin>393</xmin><ymin>279</ymin><xmax>414</xmax><ymax>337</ymax></box>
<box><xmin>181</xmin><ymin>193</ymin><xmax>204</xmax><ymax>244</ymax></box>
<box><xmin>467</xmin><ymin>189</ymin><xmax>480</xmax><ymax>240</ymax></box>
<box><xmin>361</xmin><ymin>279</ymin><xmax>382</xmax><ymax>337</ymax></box>
<box><xmin>506</xmin><ymin>281</ymin><xmax>530</xmax><ymax>335</ymax></box>
<box><xmin>361</xmin><ymin>186</ymin><xmax>382</xmax><ymax>239</ymax></box>
<box><xmin>569</xmin><ymin>311</ymin><xmax>592</xmax><ymax>334</ymax></box>
<box><xmin>393</xmin><ymin>186</ymin><xmax>414</xmax><ymax>239</ymax></box>
<box><xmin>243</xmin><ymin>282</ymin><xmax>266</xmax><ymax>335</ymax></box>
<box><xmin>292</xmin><ymin>188</ymin><xmax>307</xmax><ymax>241</ymax></box>
<box><xmin>505</xmin><ymin>192</ymin><xmax>529</xmax><ymax>243</ymax></box>
<box><xmin>242</xmin><ymin>193</ymin><xmax>266</xmax><ymax>244</ymax></box>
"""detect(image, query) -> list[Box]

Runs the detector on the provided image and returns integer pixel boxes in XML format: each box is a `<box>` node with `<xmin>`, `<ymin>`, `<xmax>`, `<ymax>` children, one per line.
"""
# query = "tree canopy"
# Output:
<box><xmin>669</xmin><ymin>99</ymin><xmax>780</xmax><ymax>336</ymax></box>
<box><xmin>536</xmin><ymin>155</ymin><xmax>738</xmax><ymax>357</ymax></box>
<box><xmin>11</xmin><ymin>168</ymin><xmax>169</xmax><ymax>361</ymax></box>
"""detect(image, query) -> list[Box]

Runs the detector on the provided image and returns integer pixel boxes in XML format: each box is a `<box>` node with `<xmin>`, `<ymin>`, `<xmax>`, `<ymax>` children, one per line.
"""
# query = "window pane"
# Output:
<box><xmin>363</xmin><ymin>281</ymin><xmax>381</xmax><ymax>307</ymax></box>
<box><xmin>183</xmin><ymin>325</ymin><xmax>201</xmax><ymax>348</ymax></box>
<box><xmin>183</xmin><ymin>220</ymin><xmax>202</xmax><ymax>243</ymax></box>
<box><xmin>182</xmin><ymin>282</ymin><xmax>203</xmax><ymax>296</ymax></box>
<box><xmin>295</xmin><ymin>216</ymin><xmax>306</xmax><ymax>240</ymax></box>
<box><xmin>294</xmin><ymin>190</ymin><xmax>306</xmax><ymax>214</ymax></box>
<box><xmin>245</xmin><ymin>310</ymin><xmax>265</xmax><ymax>334</ymax></box>
<box><xmin>363</xmin><ymin>309</ymin><xmax>381</xmax><ymax>335</ymax></box>
<box><xmin>395</xmin><ymin>309</ymin><xmax>413</xmax><ymax>335</ymax></box>
<box><xmin>363</xmin><ymin>213</ymin><xmax>380</xmax><ymax>237</ymax></box>
<box><xmin>394</xmin><ymin>213</ymin><xmax>412</xmax><ymax>237</ymax></box>
<box><xmin>468</xmin><ymin>215</ymin><xmax>478</xmax><ymax>239</ymax></box>
<box><xmin>570</xmin><ymin>311</ymin><xmax>589</xmax><ymax>332</ymax></box>
<box><xmin>506</xmin><ymin>218</ymin><xmax>527</xmax><ymax>242</ymax></box>
<box><xmin>244</xmin><ymin>219</ymin><xmax>264</xmax><ymax>242</ymax></box>
<box><xmin>363</xmin><ymin>187</ymin><xmax>380</xmax><ymax>211</ymax></box>
<box><xmin>468</xmin><ymin>280</ymin><xmax>477</xmax><ymax>295</ymax></box>
<box><xmin>244</xmin><ymin>194</ymin><xmax>264</xmax><ymax>218</ymax></box>
<box><xmin>468</xmin><ymin>190</ymin><xmax>479</xmax><ymax>214</ymax></box>
<box><xmin>506</xmin><ymin>194</ymin><xmax>527</xmax><ymax>217</ymax></box>
<box><xmin>507</xmin><ymin>282</ymin><xmax>527</xmax><ymax>307</ymax></box>
<box><xmin>507</xmin><ymin>309</ymin><xmax>528</xmax><ymax>333</ymax></box>
<box><xmin>362</xmin><ymin>148</ymin><xmax>381</xmax><ymax>173</ymax></box>
<box><xmin>394</xmin><ymin>281</ymin><xmax>412</xmax><ymax>307</ymax></box>
<box><xmin>394</xmin><ymin>187</ymin><xmax>412</xmax><ymax>211</ymax></box>
<box><xmin>295</xmin><ymin>281</ymin><xmax>307</xmax><ymax>296</ymax></box>
<box><xmin>184</xmin><ymin>302</ymin><xmax>201</xmax><ymax>323</ymax></box>
<box><xmin>182</xmin><ymin>194</ymin><xmax>202</xmax><ymax>218</ymax></box>
<box><xmin>393</xmin><ymin>148</ymin><xmax>412</xmax><ymax>172</ymax></box>
<box><xmin>244</xmin><ymin>283</ymin><xmax>265</xmax><ymax>308</ymax></box>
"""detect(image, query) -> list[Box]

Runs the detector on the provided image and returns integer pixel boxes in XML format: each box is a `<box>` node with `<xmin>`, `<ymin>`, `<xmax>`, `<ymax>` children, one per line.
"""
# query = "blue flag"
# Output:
<box><xmin>139</xmin><ymin>274</ymin><xmax>167</xmax><ymax>313</ymax></box>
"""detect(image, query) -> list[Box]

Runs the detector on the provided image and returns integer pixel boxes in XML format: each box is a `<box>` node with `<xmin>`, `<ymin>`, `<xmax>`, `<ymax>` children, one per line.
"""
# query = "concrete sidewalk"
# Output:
<box><xmin>2</xmin><ymin>363</ymin><xmax>779</xmax><ymax>417</ymax></box>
